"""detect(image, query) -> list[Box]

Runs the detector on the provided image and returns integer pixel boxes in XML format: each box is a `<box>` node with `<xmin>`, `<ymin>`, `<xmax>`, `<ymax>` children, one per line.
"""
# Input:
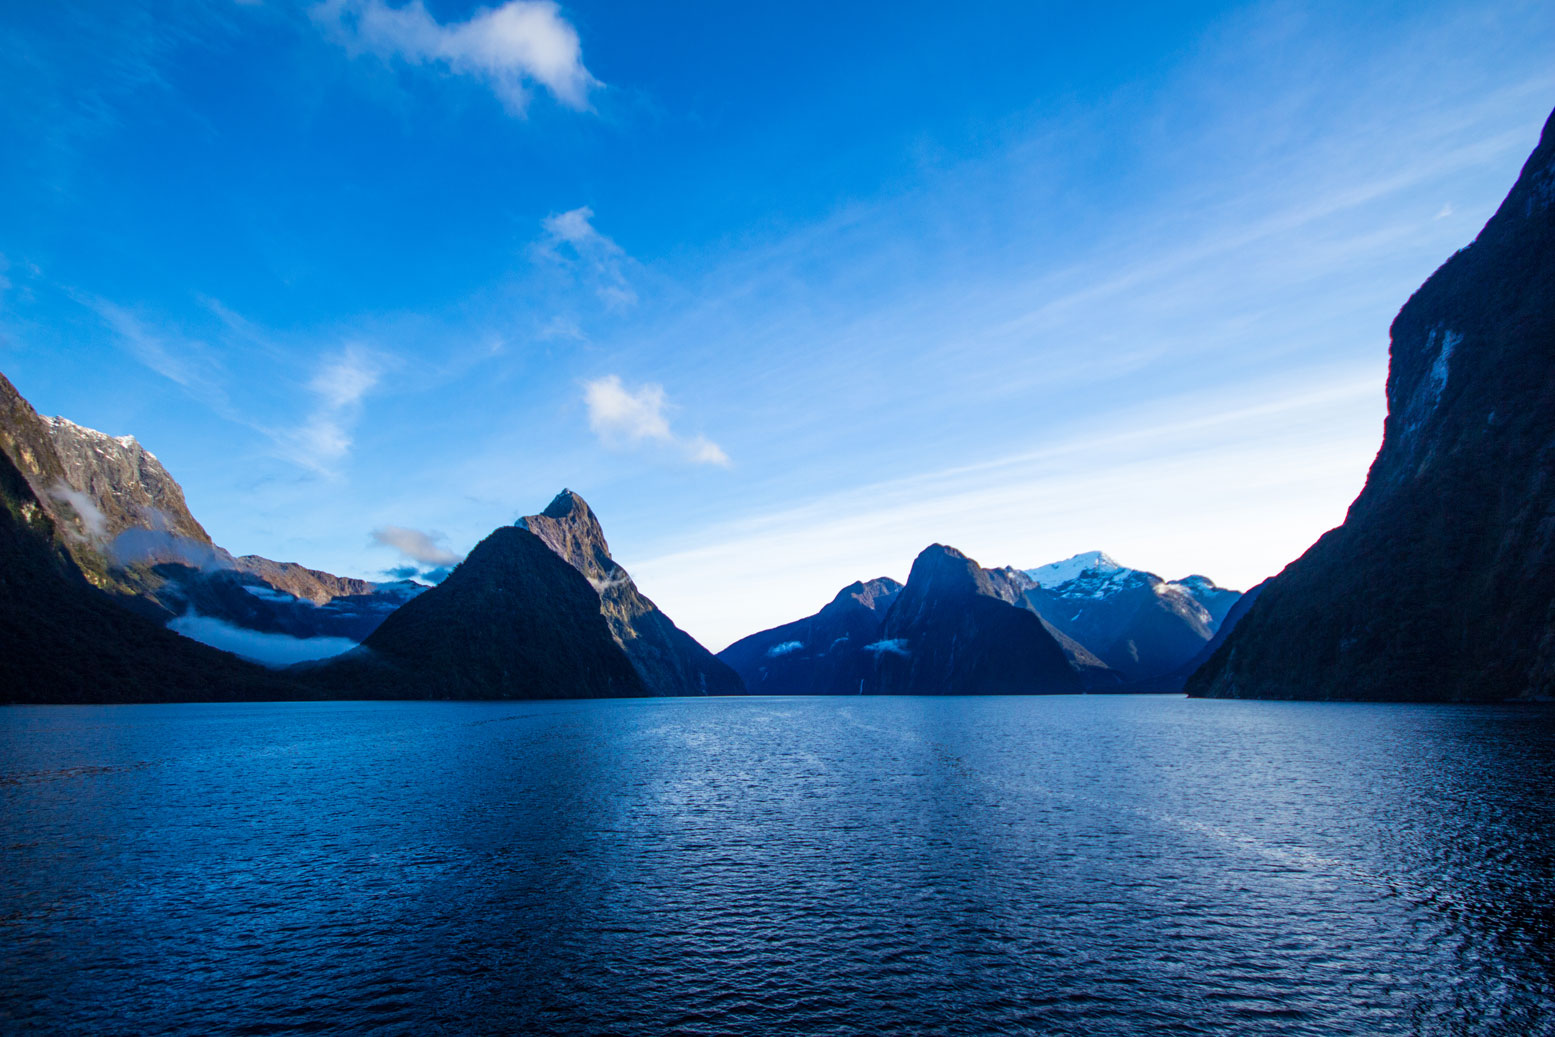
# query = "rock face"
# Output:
<box><xmin>0</xmin><ymin>371</ymin><xmax>422</xmax><ymax>648</ymax></box>
<box><xmin>317</xmin><ymin>526</ymin><xmax>646</xmax><ymax>700</ymax></box>
<box><xmin>1022</xmin><ymin>552</ymin><xmax>1236</xmax><ymax>684</ymax></box>
<box><xmin>871</xmin><ymin>544</ymin><xmax>1084</xmax><ymax>694</ymax></box>
<box><xmin>43</xmin><ymin>414</ymin><xmax>212</xmax><ymax>549</ymax></box>
<box><xmin>519</xmin><ymin>490</ymin><xmax>744</xmax><ymax>696</ymax></box>
<box><xmin>1189</xmin><ymin>108</ymin><xmax>1555</xmax><ymax>701</ymax></box>
<box><xmin>719</xmin><ymin>577</ymin><xmax>903</xmax><ymax>694</ymax></box>
<box><xmin>0</xmin><ymin>446</ymin><xmax>302</xmax><ymax>704</ymax></box>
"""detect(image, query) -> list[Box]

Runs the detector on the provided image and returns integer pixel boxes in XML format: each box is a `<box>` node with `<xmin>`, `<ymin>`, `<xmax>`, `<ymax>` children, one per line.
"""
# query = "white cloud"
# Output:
<box><xmin>282</xmin><ymin>347</ymin><xmax>381</xmax><ymax>474</ymax></box>
<box><xmin>582</xmin><ymin>374</ymin><xmax>730</xmax><ymax>467</ymax></box>
<box><xmin>537</xmin><ymin>205</ymin><xmax>637</xmax><ymax>309</ymax></box>
<box><xmin>46</xmin><ymin>482</ymin><xmax>108</xmax><ymax>542</ymax></box>
<box><xmin>169</xmin><ymin>613</ymin><xmax>359</xmax><ymax>667</ymax></box>
<box><xmin>315</xmin><ymin>0</ymin><xmax>598</xmax><ymax>113</ymax></box>
<box><xmin>371</xmin><ymin>524</ymin><xmax>462</xmax><ymax>566</ymax></box>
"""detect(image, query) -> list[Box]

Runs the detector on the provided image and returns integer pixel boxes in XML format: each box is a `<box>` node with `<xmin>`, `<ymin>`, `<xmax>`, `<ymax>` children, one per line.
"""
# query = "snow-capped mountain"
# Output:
<box><xmin>1023</xmin><ymin>550</ymin><xmax>1121</xmax><ymax>588</ymax></box>
<box><xmin>1020</xmin><ymin>551</ymin><xmax>1241</xmax><ymax>685</ymax></box>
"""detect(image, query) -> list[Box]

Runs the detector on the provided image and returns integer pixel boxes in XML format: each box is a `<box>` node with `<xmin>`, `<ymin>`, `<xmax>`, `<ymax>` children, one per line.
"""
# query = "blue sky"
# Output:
<box><xmin>2</xmin><ymin>0</ymin><xmax>1552</xmax><ymax>649</ymax></box>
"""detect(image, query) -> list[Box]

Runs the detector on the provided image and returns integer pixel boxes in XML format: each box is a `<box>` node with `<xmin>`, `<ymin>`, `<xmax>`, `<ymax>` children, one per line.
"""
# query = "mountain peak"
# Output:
<box><xmin>1023</xmin><ymin>550</ymin><xmax>1122</xmax><ymax>588</ymax></box>
<box><xmin>542</xmin><ymin>488</ymin><xmax>592</xmax><ymax>521</ymax></box>
<box><xmin>827</xmin><ymin>576</ymin><xmax>903</xmax><ymax>612</ymax></box>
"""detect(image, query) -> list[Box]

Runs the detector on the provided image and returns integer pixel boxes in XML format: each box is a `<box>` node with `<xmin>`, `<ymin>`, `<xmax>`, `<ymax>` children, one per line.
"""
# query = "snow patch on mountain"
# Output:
<box><xmin>1023</xmin><ymin>551</ymin><xmax>1121</xmax><ymax>588</ymax></box>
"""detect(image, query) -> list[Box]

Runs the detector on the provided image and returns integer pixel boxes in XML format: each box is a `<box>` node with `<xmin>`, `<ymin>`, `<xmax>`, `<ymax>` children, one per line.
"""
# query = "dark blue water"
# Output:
<box><xmin>2</xmin><ymin>696</ymin><xmax>1554</xmax><ymax>1036</ymax></box>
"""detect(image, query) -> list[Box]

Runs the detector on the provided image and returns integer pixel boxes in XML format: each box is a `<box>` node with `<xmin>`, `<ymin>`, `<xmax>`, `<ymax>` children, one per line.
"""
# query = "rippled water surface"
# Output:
<box><xmin>3</xmin><ymin>696</ymin><xmax>1554</xmax><ymax>1035</ymax></box>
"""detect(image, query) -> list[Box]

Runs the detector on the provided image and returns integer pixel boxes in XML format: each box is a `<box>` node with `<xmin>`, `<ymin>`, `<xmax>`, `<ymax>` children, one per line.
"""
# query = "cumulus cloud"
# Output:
<box><xmin>281</xmin><ymin>347</ymin><xmax>381</xmax><ymax>474</ymax></box>
<box><xmin>315</xmin><ymin>0</ymin><xmax>599</xmax><ymax>113</ymax></box>
<box><xmin>372</xmin><ymin>524</ymin><xmax>462</xmax><ymax>565</ymax></box>
<box><xmin>582</xmin><ymin>375</ymin><xmax>730</xmax><ymax>467</ymax></box>
<box><xmin>537</xmin><ymin>206</ymin><xmax>636</xmax><ymax>309</ymax></box>
<box><xmin>372</xmin><ymin>524</ymin><xmax>462</xmax><ymax>582</ymax></box>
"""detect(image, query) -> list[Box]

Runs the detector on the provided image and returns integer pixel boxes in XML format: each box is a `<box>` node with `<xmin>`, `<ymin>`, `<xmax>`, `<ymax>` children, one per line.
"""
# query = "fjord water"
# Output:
<box><xmin>2</xmin><ymin>697</ymin><xmax>1553</xmax><ymax>1035</ymax></box>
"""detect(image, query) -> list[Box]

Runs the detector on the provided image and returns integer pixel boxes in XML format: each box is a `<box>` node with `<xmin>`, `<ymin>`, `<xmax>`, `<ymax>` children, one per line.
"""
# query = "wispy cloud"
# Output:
<box><xmin>314</xmin><ymin>0</ymin><xmax>599</xmax><ymax>113</ymax></box>
<box><xmin>582</xmin><ymin>374</ymin><xmax>730</xmax><ymax>467</ymax></box>
<box><xmin>91</xmin><ymin>299</ymin><xmax>236</xmax><ymax>414</ymax></box>
<box><xmin>629</xmin><ymin>371</ymin><xmax>1385</xmax><ymax>650</ymax></box>
<box><xmin>536</xmin><ymin>206</ymin><xmax>637</xmax><ymax>310</ymax></box>
<box><xmin>280</xmin><ymin>346</ymin><xmax>381</xmax><ymax>474</ymax></box>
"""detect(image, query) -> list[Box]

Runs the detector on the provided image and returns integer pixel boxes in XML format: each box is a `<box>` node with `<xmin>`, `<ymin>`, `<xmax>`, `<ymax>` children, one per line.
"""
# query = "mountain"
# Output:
<box><xmin>1021</xmin><ymin>552</ymin><xmax>1238</xmax><ymax>683</ymax></box>
<box><xmin>1189</xmin><ymin>107</ymin><xmax>1555</xmax><ymax>702</ymax></box>
<box><xmin>313</xmin><ymin>525</ymin><xmax>646</xmax><ymax>700</ymax></box>
<box><xmin>718</xmin><ymin>577</ymin><xmax>903</xmax><ymax>694</ymax></box>
<box><xmin>1166</xmin><ymin>579</ymin><xmax>1267</xmax><ymax>689</ymax></box>
<box><xmin>871</xmin><ymin>544</ymin><xmax>1084</xmax><ymax>694</ymax></box>
<box><xmin>518</xmin><ymin>490</ymin><xmax>743</xmax><ymax>696</ymax></box>
<box><xmin>0</xmin><ymin>372</ymin><xmax>423</xmax><ymax>659</ymax></box>
<box><xmin>0</xmin><ymin>445</ymin><xmax>303</xmax><ymax>704</ymax></box>
<box><xmin>1024</xmin><ymin>550</ymin><xmax>1121</xmax><ymax>588</ymax></box>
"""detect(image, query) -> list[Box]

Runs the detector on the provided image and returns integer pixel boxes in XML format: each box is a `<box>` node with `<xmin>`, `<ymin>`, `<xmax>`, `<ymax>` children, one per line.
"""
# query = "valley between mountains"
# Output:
<box><xmin>4</xmin><ymin>105</ymin><xmax>1553</xmax><ymax>705</ymax></box>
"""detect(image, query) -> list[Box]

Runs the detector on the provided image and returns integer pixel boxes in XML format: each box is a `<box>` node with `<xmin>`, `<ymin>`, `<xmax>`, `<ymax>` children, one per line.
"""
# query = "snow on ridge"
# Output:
<box><xmin>44</xmin><ymin>415</ymin><xmax>154</xmax><ymax>459</ymax></box>
<box><xmin>1023</xmin><ymin>550</ymin><xmax>1121</xmax><ymax>588</ymax></box>
<box><xmin>766</xmin><ymin>640</ymin><xmax>804</xmax><ymax>658</ymax></box>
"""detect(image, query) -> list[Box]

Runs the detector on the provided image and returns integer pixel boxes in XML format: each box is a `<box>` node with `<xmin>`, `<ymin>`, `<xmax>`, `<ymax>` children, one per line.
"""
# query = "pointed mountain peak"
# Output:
<box><xmin>905</xmin><ymin>543</ymin><xmax>992</xmax><ymax>598</ymax></box>
<box><xmin>1023</xmin><ymin>550</ymin><xmax>1122</xmax><ymax>587</ymax></box>
<box><xmin>542</xmin><ymin>487</ymin><xmax>593</xmax><ymax>521</ymax></box>
<box><xmin>518</xmin><ymin>489</ymin><xmax>614</xmax><ymax>579</ymax></box>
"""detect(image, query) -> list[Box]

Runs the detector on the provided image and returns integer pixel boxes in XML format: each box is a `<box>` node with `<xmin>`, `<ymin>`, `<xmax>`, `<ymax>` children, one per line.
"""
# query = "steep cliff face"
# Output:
<box><xmin>519</xmin><ymin>490</ymin><xmax>744</xmax><ymax>696</ymax></box>
<box><xmin>317</xmin><ymin>526</ymin><xmax>646</xmax><ymax>700</ymax></box>
<box><xmin>872</xmin><ymin>544</ymin><xmax>1084</xmax><ymax>695</ymax></box>
<box><xmin>1189</xmin><ymin>108</ymin><xmax>1555</xmax><ymax>701</ymax></box>
<box><xmin>43</xmin><ymin>415</ymin><xmax>212</xmax><ymax>548</ymax></box>
<box><xmin>718</xmin><ymin>577</ymin><xmax>903</xmax><ymax>694</ymax></box>
<box><xmin>0</xmin><ymin>447</ymin><xmax>302</xmax><ymax>704</ymax></box>
<box><xmin>0</xmin><ymin>372</ymin><xmax>419</xmax><ymax>648</ymax></box>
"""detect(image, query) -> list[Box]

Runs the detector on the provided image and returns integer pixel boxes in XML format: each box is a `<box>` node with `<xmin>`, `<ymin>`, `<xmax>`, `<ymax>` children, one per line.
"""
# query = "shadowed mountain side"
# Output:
<box><xmin>872</xmin><ymin>545</ymin><xmax>1084</xmax><ymax>695</ymax></box>
<box><xmin>1189</xmin><ymin>107</ymin><xmax>1555</xmax><ymax>701</ymax></box>
<box><xmin>1128</xmin><ymin>580</ymin><xmax>1268</xmax><ymax>692</ymax></box>
<box><xmin>0</xmin><ymin>449</ymin><xmax>306</xmax><ymax>704</ymax></box>
<box><xmin>1022</xmin><ymin>565</ymin><xmax>1222</xmax><ymax>683</ymax></box>
<box><xmin>310</xmin><ymin>526</ymin><xmax>646</xmax><ymax>700</ymax></box>
<box><xmin>520</xmin><ymin>490</ymin><xmax>743</xmax><ymax>696</ymax></box>
<box><xmin>719</xmin><ymin>578</ymin><xmax>902</xmax><ymax>694</ymax></box>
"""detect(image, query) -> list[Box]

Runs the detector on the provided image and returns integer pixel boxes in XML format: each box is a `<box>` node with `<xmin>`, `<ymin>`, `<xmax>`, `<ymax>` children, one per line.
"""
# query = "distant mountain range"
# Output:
<box><xmin>719</xmin><ymin>548</ymin><xmax>1243</xmax><ymax>694</ymax></box>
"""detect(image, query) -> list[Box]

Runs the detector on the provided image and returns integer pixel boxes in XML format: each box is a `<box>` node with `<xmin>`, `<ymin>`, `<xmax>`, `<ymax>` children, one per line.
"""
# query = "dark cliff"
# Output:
<box><xmin>719</xmin><ymin>577</ymin><xmax>902</xmax><ymax>694</ymax></box>
<box><xmin>872</xmin><ymin>544</ymin><xmax>1084</xmax><ymax>695</ymax></box>
<box><xmin>520</xmin><ymin>490</ymin><xmax>743</xmax><ymax>696</ymax></box>
<box><xmin>1189</xmin><ymin>108</ymin><xmax>1555</xmax><ymax>701</ymax></box>
<box><xmin>315</xmin><ymin>525</ymin><xmax>646</xmax><ymax>700</ymax></box>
